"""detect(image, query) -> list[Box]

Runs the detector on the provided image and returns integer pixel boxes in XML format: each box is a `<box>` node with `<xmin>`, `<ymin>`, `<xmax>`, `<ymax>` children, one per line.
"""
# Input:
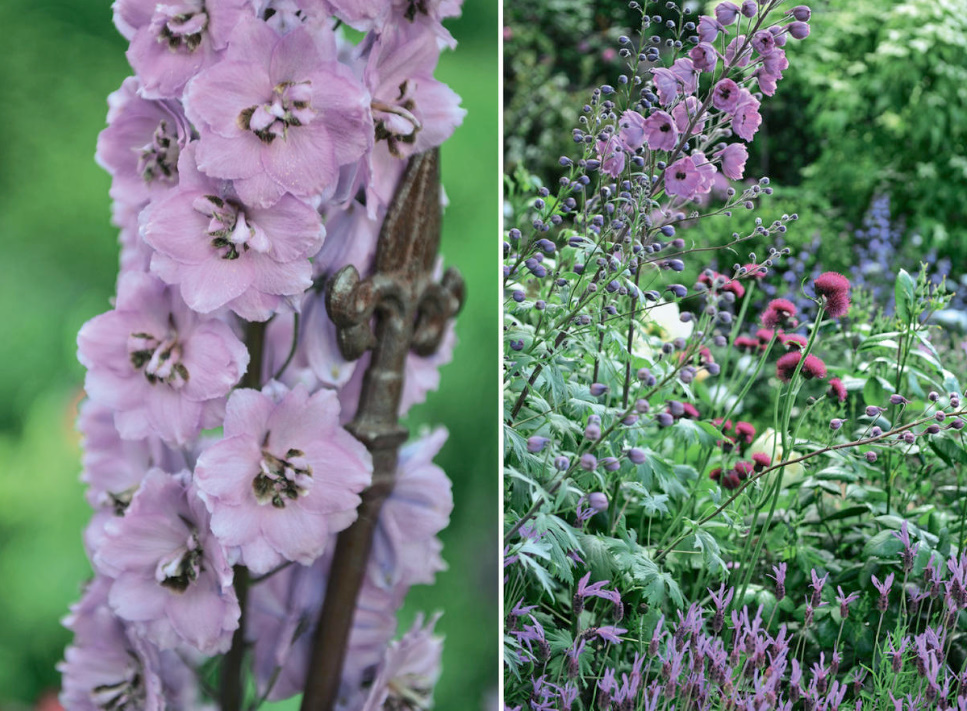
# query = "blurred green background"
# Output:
<box><xmin>0</xmin><ymin>1</ymin><xmax>498</xmax><ymax>708</ymax></box>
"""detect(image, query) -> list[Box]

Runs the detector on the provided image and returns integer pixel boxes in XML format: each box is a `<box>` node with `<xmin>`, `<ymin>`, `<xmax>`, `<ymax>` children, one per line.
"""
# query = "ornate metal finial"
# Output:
<box><xmin>301</xmin><ymin>148</ymin><xmax>464</xmax><ymax>711</ymax></box>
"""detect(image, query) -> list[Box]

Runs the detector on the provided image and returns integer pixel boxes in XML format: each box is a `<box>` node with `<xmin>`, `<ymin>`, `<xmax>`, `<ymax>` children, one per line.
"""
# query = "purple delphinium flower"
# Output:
<box><xmin>96</xmin><ymin>77</ymin><xmax>192</xmax><ymax>209</ymax></box>
<box><xmin>643</xmin><ymin>110</ymin><xmax>679</xmax><ymax>152</ymax></box>
<box><xmin>665</xmin><ymin>156</ymin><xmax>702</xmax><ymax>199</ymax></box>
<box><xmin>368</xmin><ymin>427</ymin><xmax>452</xmax><ymax>590</ymax></box>
<box><xmin>715</xmin><ymin>142</ymin><xmax>748</xmax><ymax>180</ymax></box>
<box><xmin>617</xmin><ymin>110</ymin><xmax>647</xmax><ymax>151</ymax></box>
<box><xmin>77</xmin><ymin>272</ymin><xmax>249</xmax><ymax>446</ymax></box>
<box><xmin>731</xmin><ymin>90</ymin><xmax>762</xmax><ymax>141</ymax></box>
<box><xmin>116</xmin><ymin>0</ymin><xmax>250</xmax><ymax>99</ymax></box>
<box><xmin>246</xmin><ymin>551</ymin><xmax>401</xmax><ymax>701</ymax></box>
<box><xmin>194</xmin><ymin>383</ymin><xmax>372</xmax><ymax>574</ymax></box>
<box><xmin>78</xmin><ymin>399</ymin><xmax>187</xmax><ymax>514</ymax></box>
<box><xmin>186</xmin><ymin>17</ymin><xmax>371</xmax><ymax>207</ymax></box>
<box><xmin>142</xmin><ymin>144</ymin><xmax>325</xmax><ymax>321</ymax></box>
<box><xmin>712</xmin><ymin>78</ymin><xmax>741</xmax><ymax>114</ymax></box>
<box><xmin>361</xmin><ymin>17</ymin><xmax>465</xmax><ymax>161</ymax></box>
<box><xmin>94</xmin><ymin>469</ymin><xmax>240</xmax><ymax>654</ymax></box>
<box><xmin>58</xmin><ymin>576</ymin><xmax>198</xmax><ymax>711</ymax></box>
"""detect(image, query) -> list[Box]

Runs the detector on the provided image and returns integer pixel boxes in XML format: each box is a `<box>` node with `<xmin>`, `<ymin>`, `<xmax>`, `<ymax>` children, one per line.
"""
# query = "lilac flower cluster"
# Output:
<box><xmin>63</xmin><ymin>1</ymin><xmax>464</xmax><ymax>707</ymax></box>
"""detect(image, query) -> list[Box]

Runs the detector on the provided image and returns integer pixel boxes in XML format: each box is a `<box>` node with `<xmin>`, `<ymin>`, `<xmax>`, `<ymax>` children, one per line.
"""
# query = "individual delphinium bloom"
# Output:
<box><xmin>641</xmin><ymin>110</ymin><xmax>678</xmax><ymax>152</ymax></box>
<box><xmin>78</xmin><ymin>399</ymin><xmax>187</xmax><ymax>514</ymax></box>
<box><xmin>761</xmin><ymin>298</ymin><xmax>797</xmax><ymax>330</ymax></box>
<box><xmin>367</xmin><ymin>427</ymin><xmax>452</xmax><ymax>590</ymax></box>
<box><xmin>712</xmin><ymin>78</ymin><xmax>741</xmax><ymax>114</ymax></box>
<box><xmin>755</xmin><ymin>47</ymin><xmax>790</xmax><ymax>96</ymax></box>
<box><xmin>813</xmin><ymin>272</ymin><xmax>852</xmax><ymax>318</ymax></box>
<box><xmin>58</xmin><ymin>576</ymin><xmax>199</xmax><ymax>711</ymax></box>
<box><xmin>326</xmin><ymin>0</ymin><xmax>461</xmax><ymax>34</ymax></box>
<box><xmin>194</xmin><ymin>383</ymin><xmax>373</xmax><ymax>574</ymax></box>
<box><xmin>688</xmin><ymin>42</ymin><xmax>718</xmax><ymax>73</ymax></box>
<box><xmin>245</xmin><ymin>551</ymin><xmax>401</xmax><ymax>701</ymax></box>
<box><xmin>142</xmin><ymin>144</ymin><xmax>324</xmax><ymax>321</ymax></box>
<box><xmin>827</xmin><ymin>377</ymin><xmax>848</xmax><ymax>403</ymax></box>
<box><xmin>77</xmin><ymin>271</ymin><xmax>250</xmax><ymax>445</ymax></box>
<box><xmin>93</xmin><ymin>469</ymin><xmax>239</xmax><ymax>654</ymax></box>
<box><xmin>115</xmin><ymin>0</ymin><xmax>250</xmax><ymax>99</ymax></box>
<box><xmin>751</xmin><ymin>29</ymin><xmax>776</xmax><ymax>56</ymax></box>
<box><xmin>650</xmin><ymin>58</ymin><xmax>697</xmax><ymax>105</ymax></box>
<box><xmin>616</xmin><ymin>110</ymin><xmax>648</xmax><ymax>151</ymax></box>
<box><xmin>731</xmin><ymin>89</ymin><xmax>763</xmax><ymax>142</ymax></box>
<box><xmin>96</xmin><ymin>77</ymin><xmax>193</xmax><ymax>209</ymax></box>
<box><xmin>697</xmin><ymin>14</ymin><xmax>725</xmax><ymax>43</ymax></box>
<box><xmin>672</xmin><ymin>96</ymin><xmax>707</xmax><ymax>136</ymax></box>
<box><xmin>715</xmin><ymin>142</ymin><xmax>748</xmax><ymax>180</ymax></box>
<box><xmin>724</xmin><ymin>34</ymin><xmax>752</xmax><ymax>67</ymax></box>
<box><xmin>359</xmin><ymin>16</ymin><xmax>465</xmax><ymax>161</ymax></box>
<box><xmin>596</xmin><ymin>135</ymin><xmax>626</xmax><ymax>178</ymax></box>
<box><xmin>185</xmin><ymin>16</ymin><xmax>371</xmax><ymax>207</ymax></box>
<box><xmin>665</xmin><ymin>156</ymin><xmax>703</xmax><ymax>199</ymax></box>
<box><xmin>689</xmin><ymin>152</ymin><xmax>718</xmax><ymax>195</ymax></box>
<box><xmin>776</xmin><ymin>351</ymin><xmax>827</xmax><ymax>383</ymax></box>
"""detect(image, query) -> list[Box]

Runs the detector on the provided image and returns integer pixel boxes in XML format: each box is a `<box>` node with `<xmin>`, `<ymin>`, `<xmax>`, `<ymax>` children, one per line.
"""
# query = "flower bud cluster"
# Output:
<box><xmin>62</xmin><ymin>1</ymin><xmax>465</xmax><ymax>707</ymax></box>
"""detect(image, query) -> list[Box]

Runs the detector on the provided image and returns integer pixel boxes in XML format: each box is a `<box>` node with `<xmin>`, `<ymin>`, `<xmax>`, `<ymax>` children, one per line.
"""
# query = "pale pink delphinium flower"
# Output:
<box><xmin>368</xmin><ymin>427</ymin><xmax>453</xmax><ymax>590</ymax></box>
<box><xmin>141</xmin><ymin>143</ymin><xmax>324</xmax><ymax>321</ymax></box>
<box><xmin>194</xmin><ymin>383</ymin><xmax>372</xmax><ymax>573</ymax></box>
<box><xmin>715</xmin><ymin>142</ymin><xmax>748</xmax><ymax>180</ymax></box>
<box><xmin>77</xmin><ymin>271</ymin><xmax>249</xmax><ymax>446</ymax></box>
<box><xmin>246</xmin><ymin>551</ymin><xmax>401</xmax><ymax>701</ymax></box>
<box><xmin>731</xmin><ymin>89</ymin><xmax>763</xmax><ymax>141</ymax></box>
<box><xmin>356</xmin><ymin>613</ymin><xmax>444</xmax><ymax>711</ymax></box>
<box><xmin>185</xmin><ymin>16</ymin><xmax>371</xmax><ymax>207</ymax></box>
<box><xmin>597</xmin><ymin>135</ymin><xmax>626</xmax><ymax>178</ymax></box>
<box><xmin>96</xmin><ymin>77</ymin><xmax>192</xmax><ymax>209</ymax></box>
<box><xmin>642</xmin><ymin>110</ymin><xmax>678</xmax><ymax>152</ymax></box>
<box><xmin>665</xmin><ymin>156</ymin><xmax>702</xmax><ymax>200</ymax></box>
<box><xmin>94</xmin><ymin>470</ymin><xmax>240</xmax><ymax>655</ymax></box>
<box><xmin>617</xmin><ymin>110</ymin><xmax>648</xmax><ymax>151</ymax></box>
<box><xmin>115</xmin><ymin>0</ymin><xmax>250</xmax><ymax>99</ymax></box>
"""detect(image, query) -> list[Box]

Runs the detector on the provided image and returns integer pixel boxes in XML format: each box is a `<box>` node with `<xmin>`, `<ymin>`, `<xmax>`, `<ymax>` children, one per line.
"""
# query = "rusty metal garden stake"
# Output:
<box><xmin>300</xmin><ymin>148</ymin><xmax>464</xmax><ymax>711</ymax></box>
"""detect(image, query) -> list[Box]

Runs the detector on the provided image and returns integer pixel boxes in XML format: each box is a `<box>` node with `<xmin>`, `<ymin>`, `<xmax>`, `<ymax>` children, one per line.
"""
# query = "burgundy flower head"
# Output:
<box><xmin>813</xmin><ymin>272</ymin><xmax>852</xmax><ymax>318</ymax></box>
<box><xmin>827</xmin><ymin>377</ymin><xmax>847</xmax><ymax>403</ymax></box>
<box><xmin>761</xmin><ymin>298</ymin><xmax>797</xmax><ymax>330</ymax></box>
<box><xmin>776</xmin><ymin>351</ymin><xmax>827</xmax><ymax>383</ymax></box>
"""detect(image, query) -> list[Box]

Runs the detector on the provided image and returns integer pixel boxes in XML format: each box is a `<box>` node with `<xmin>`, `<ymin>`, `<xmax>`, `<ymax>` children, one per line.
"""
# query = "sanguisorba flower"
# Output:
<box><xmin>141</xmin><ymin>144</ymin><xmax>324</xmax><ymax>321</ymax></box>
<box><xmin>94</xmin><ymin>470</ymin><xmax>240</xmax><ymax>655</ymax></box>
<box><xmin>77</xmin><ymin>271</ymin><xmax>249</xmax><ymax>446</ymax></box>
<box><xmin>813</xmin><ymin>271</ymin><xmax>852</xmax><ymax>318</ymax></box>
<box><xmin>185</xmin><ymin>16</ymin><xmax>371</xmax><ymax>207</ymax></box>
<box><xmin>776</xmin><ymin>351</ymin><xmax>827</xmax><ymax>383</ymax></box>
<box><xmin>194</xmin><ymin>383</ymin><xmax>373</xmax><ymax>574</ymax></box>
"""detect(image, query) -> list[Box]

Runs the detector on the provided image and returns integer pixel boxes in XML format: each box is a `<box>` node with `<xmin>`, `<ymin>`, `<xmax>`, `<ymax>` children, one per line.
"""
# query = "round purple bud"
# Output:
<box><xmin>866</xmin><ymin>406</ymin><xmax>883</xmax><ymax>418</ymax></box>
<box><xmin>741</xmin><ymin>0</ymin><xmax>757</xmax><ymax>17</ymax></box>
<box><xmin>622</xmin><ymin>414</ymin><xmax>639</xmax><ymax>426</ymax></box>
<box><xmin>787</xmin><ymin>21</ymin><xmax>810</xmax><ymax>39</ymax></box>
<box><xmin>512</xmin><ymin>290</ymin><xmax>525</xmax><ymax>303</ymax></box>
<box><xmin>628</xmin><ymin>447</ymin><xmax>647</xmax><ymax>464</ymax></box>
<box><xmin>510</xmin><ymin>339</ymin><xmax>524</xmax><ymax>351</ymax></box>
<box><xmin>588</xmin><ymin>492</ymin><xmax>609</xmax><ymax>512</ymax></box>
<box><xmin>791</xmin><ymin>5</ymin><xmax>811</xmax><ymax>21</ymax></box>
<box><xmin>590</xmin><ymin>383</ymin><xmax>609</xmax><ymax>397</ymax></box>
<box><xmin>830</xmin><ymin>418</ymin><xmax>844</xmax><ymax>430</ymax></box>
<box><xmin>866</xmin><ymin>451</ymin><xmax>878</xmax><ymax>463</ymax></box>
<box><xmin>929</xmin><ymin>391</ymin><xmax>940</xmax><ymax>402</ymax></box>
<box><xmin>527</xmin><ymin>436</ymin><xmax>550</xmax><ymax>453</ymax></box>
<box><xmin>635</xmin><ymin>399</ymin><xmax>651</xmax><ymax>414</ymax></box>
<box><xmin>584</xmin><ymin>423</ymin><xmax>601</xmax><ymax>441</ymax></box>
<box><xmin>555</xmin><ymin>456</ymin><xmax>570</xmax><ymax>470</ymax></box>
<box><xmin>657</xmin><ymin>412</ymin><xmax>674</xmax><ymax>427</ymax></box>
<box><xmin>580</xmin><ymin>453</ymin><xmax>597</xmax><ymax>471</ymax></box>
<box><xmin>890</xmin><ymin>394</ymin><xmax>907</xmax><ymax>405</ymax></box>
<box><xmin>601</xmin><ymin>456</ymin><xmax>621</xmax><ymax>472</ymax></box>
<box><xmin>926</xmin><ymin>424</ymin><xmax>941</xmax><ymax>435</ymax></box>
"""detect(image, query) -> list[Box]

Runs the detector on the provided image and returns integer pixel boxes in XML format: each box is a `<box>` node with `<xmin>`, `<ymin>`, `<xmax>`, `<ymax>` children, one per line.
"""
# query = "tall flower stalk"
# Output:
<box><xmin>61</xmin><ymin>2</ymin><xmax>466</xmax><ymax>709</ymax></box>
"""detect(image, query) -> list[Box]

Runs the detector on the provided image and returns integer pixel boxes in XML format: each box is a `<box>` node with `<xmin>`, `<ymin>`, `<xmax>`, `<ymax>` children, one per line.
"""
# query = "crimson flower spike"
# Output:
<box><xmin>301</xmin><ymin>148</ymin><xmax>464</xmax><ymax>711</ymax></box>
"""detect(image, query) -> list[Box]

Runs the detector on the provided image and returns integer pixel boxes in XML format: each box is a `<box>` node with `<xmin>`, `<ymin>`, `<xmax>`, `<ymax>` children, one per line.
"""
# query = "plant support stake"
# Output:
<box><xmin>301</xmin><ymin>148</ymin><xmax>464</xmax><ymax>711</ymax></box>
